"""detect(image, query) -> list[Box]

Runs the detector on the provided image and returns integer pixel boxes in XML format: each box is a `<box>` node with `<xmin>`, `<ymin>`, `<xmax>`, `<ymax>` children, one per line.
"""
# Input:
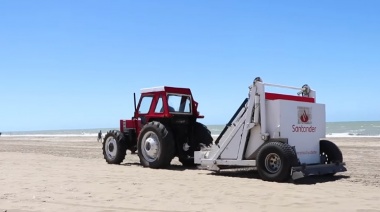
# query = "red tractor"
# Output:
<box><xmin>102</xmin><ymin>86</ymin><xmax>213</xmax><ymax>168</ymax></box>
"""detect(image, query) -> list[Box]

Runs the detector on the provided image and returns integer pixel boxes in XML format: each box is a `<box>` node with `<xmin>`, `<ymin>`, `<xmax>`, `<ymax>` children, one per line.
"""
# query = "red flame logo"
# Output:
<box><xmin>300</xmin><ymin>110</ymin><xmax>309</xmax><ymax>123</ymax></box>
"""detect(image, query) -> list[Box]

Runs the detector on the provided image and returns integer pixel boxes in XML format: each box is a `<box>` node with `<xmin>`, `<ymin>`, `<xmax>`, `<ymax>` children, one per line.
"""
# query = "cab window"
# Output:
<box><xmin>167</xmin><ymin>94</ymin><xmax>191</xmax><ymax>113</ymax></box>
<box><xmin>154</xmin><ymin>96</ymin><xmax>164</xmax><ymax>113</ymax></box>
<box><xmin>139</xmin><ymin>96</ymin><xmax>153</xmax><ymax>114</ymax></box>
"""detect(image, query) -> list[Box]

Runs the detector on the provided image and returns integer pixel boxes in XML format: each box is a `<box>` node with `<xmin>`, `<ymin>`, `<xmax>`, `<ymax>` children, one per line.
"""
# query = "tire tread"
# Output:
<box><xmin>102</xmin><ymin>130</ymin><xmax>127</xmax><ymax>164</ymax></box>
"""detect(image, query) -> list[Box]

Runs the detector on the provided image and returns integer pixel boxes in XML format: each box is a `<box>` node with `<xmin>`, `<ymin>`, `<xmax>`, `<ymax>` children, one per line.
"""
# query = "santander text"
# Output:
<box><xmin>292</xmin><ymin>125</ymin><xmax>316</xmax><ymax>133</ymax></box>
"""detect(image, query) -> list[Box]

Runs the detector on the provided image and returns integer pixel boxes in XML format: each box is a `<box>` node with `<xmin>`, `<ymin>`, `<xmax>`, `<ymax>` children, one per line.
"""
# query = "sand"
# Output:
<box><xmin>0</xmin><ymin>136</ymin><xmax>379</xmax><ymax>212</ymax></box>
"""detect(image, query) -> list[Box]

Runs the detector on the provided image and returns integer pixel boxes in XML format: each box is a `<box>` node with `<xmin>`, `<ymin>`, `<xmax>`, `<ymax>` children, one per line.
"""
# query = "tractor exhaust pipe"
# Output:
<box><xmin>134</xmin><ymin>93</ymin><xmax>137</xmax><ymax>115</ymax></box>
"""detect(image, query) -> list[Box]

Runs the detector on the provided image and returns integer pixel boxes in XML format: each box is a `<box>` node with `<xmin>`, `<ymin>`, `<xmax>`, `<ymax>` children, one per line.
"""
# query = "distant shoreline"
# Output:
<box><xmin>2</xmin><ymin>121</ymin><xmax>380</xmax><ymax>137</ymax></box>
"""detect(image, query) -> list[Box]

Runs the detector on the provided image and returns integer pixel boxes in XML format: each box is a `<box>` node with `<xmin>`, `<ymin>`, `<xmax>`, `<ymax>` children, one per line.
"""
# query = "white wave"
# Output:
<box><xmin>211</xmin><ymin>133</ymin><xmax>380</xmax><ymax>139</ymax></box>
<box><xmin>2</xmin><ymin>132</ymin><xmax>379</xmax><ymax>138</ymax></box>
<box><xmin>1</xmin><ymin>133</ymin><xmax>99</xmax><ymax>137</ymax></box>
<box><xmin>326</xmin><ymin>133</ymin><xmax>380</xmax><ymax>138</ymax></box>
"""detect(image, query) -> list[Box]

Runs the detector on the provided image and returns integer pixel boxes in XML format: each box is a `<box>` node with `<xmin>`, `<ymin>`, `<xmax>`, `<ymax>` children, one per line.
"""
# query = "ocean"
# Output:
<box><xmin>1</xmin><ymin>121</ymin><xmax>380</xmax><ymax>138</ymax></box>
<box><xmin>209</xmin><ymin>121</ymin><xmax>380</xmax><ymax>137</ymax></box>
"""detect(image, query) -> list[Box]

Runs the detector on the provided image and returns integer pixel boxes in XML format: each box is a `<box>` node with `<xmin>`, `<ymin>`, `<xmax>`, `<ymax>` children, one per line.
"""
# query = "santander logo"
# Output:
<box><xmin>292</xmin><ymin>106</ymin><xmax>316</xmax><ymax>133</ymax></box>
<box><xmin>300</xmin><ymin>110</ymin><xmax>309</xmax><ymax>123</ymax></box>
<box><xmin>298</xmin><ymin>107</ymin><xmax>312</xmax><ymax>124</ymax></box>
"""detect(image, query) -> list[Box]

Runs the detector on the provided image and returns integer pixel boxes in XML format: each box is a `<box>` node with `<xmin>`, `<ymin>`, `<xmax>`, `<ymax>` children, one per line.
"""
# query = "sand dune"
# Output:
<box><xmin>0</xmin><ymin>136</ymin><xmax>379</xmax><ymax>212</ymax></box>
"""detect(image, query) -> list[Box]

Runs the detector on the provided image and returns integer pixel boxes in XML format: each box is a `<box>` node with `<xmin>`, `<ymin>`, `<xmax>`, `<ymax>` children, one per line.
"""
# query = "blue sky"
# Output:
<box><xmin>1</xmin><ymin>0</ymin><xmax>379</xmax><ymax>131</ymax></box>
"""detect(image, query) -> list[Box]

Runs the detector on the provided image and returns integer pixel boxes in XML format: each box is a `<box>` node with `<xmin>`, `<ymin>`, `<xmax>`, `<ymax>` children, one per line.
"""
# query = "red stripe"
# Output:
<box><xmin>265</xmin><ymin>92</ymin><xmax>315</xmax><ymax>103</ymax></box>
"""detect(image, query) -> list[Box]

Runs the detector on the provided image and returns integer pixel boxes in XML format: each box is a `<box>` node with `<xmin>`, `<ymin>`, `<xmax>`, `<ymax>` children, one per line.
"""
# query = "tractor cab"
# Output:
<box><xmin>132</xmin><ymin>86</ymin><xmax>204</xmax><ymax>134</ymax></box>
<box><xmin>139</xmin><ymin>88</ymin><xmax>192</xmax><ymax>114</ymax></box>
<box><xmin>136</xmin><ymin>86</ymin><xmax>203</xmax><ymax>122</ymax></box>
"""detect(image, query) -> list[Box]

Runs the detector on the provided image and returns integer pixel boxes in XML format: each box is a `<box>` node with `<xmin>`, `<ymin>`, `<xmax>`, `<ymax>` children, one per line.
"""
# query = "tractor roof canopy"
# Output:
<box><xmin>140</xmin><ymin>86</ymin><xmax>192</xmax><ymax>95</ymax></box>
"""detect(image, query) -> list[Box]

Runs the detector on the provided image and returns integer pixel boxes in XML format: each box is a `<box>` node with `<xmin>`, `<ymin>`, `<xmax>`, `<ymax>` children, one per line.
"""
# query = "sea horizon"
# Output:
<box><xmin>1</xmin><ymin>120</ymin><xmax>380</xmax><ymax>138</ymax></box>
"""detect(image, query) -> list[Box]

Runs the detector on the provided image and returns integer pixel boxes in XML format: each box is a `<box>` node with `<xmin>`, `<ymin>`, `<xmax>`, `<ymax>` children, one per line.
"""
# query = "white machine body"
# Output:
<box><xmin>194</xmin><ymin>77</ymin><xmax>346</xmax><ymax>180</ymax></box>
<box><xmin>260</xmin><ymin>100</ymin><xmax>325</xmax><ymax>164</ymax></box>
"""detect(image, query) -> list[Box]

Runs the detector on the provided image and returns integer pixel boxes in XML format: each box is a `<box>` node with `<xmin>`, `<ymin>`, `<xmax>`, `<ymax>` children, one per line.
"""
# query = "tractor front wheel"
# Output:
<box><xmin>138</xmin><ymin>121</ymin><xmax>175</xmax><ymax>168</ymax></box>
<box><xmin>256</xmin><ymin>142</ymin><xmax>298</xmax><ymax>182</ymax></box>
<box><xmin>102</xmin><ymin>130</ymin><xmax>127</xmax><ymax>164</ymax></box>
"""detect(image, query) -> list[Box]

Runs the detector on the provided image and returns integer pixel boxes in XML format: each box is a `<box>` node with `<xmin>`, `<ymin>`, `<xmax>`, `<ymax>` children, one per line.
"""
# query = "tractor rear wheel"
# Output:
<box><xmin>102</xmin><ymin>130</ymin><xmax>127</xmax><ymax>164</ymax></box>
<box><xmin>179</xmin><ymin>122</ymin><xmax>213</xmax><ymax>166</ymax></box>
<box><xmin>194</xmin><ymin>122</ymin><xmax>213</xmax><ymax>147</ymax></box>
<box><xmin>138</xmin><ymin>121</ymin><xmax>175</xmax><ymax>168</ymax></box>
<box><xmin>256</xmin><ymin>142</ymin><xmax>298</xmax><ymax>182</ymax></box>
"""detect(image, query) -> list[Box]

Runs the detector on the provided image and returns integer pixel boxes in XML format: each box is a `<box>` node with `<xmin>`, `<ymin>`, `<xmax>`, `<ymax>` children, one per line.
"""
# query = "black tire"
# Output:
<box><xmin>102</xmin><ymin>130</ymin><xmax>127</xmax><ymax>164</ymax></box>
<box><xmin>194</xmin><ymin>122</ymin><xmax>213</xmax><ymax>147</ymax></box>
<box><xmin>320</xmin><ymin>140</ymin><xmax>343</xmax><ymax>164</ymax></box>
<box><xmin>178</xmin><ymin>158</ymin><xmax>196</xmax><ymax>167</ymax></box>
<box><xmin>179</xmin><ymin>122</ymin><xmax>213</xmax><ymax>166</ymax></box>
<box><xmin>256</xmin><ymin>142</ymin><xmax>299</xmax><ymax>182</ymax></box>
<box><xmin>138</xmin><ymin>121</ymin><xmax>175</xmax><ymax>168</ymax></box>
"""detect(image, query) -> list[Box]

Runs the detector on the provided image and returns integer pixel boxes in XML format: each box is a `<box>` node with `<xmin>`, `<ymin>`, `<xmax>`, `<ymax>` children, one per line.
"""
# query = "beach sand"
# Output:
<box><xmin>0</xmin><ymin>136</ymin><xmax>379</xmax><ymax>212</ymax></box>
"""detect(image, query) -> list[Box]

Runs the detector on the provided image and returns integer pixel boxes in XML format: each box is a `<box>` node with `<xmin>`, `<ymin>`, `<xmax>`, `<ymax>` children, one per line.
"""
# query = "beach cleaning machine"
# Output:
<box><xmin>103</xmin><ymin>77</ymin><xmax>346</xmax><ymax>182</ymax></box>
<box><xmin>194</xmin><ymin>77</ymin><xmax>346</xmax><ymax>181</ymax></box>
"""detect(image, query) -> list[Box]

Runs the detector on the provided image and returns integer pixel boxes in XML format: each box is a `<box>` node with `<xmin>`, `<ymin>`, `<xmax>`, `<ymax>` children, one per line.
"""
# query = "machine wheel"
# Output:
<box><xmin>256</xmin><ymin>142</ymin><xmax>298</xmax><ymax>182</ymax></box>
<box><xmin>138</xmin><ymin>121</ymin><xmax>175</xmax><ymax>168</ymax></box>
<box><xmin>320</xmin><ymin>140</ymin><xmax>343</xmax><ymax>164</ymax></box>
<box><xmin>179</xmin><ymin>122</ymin><xmax>213</xmax><ymax>167</ymax></box>
<box><xmin>102</xmin><ymin>130</ymin><xmax>127</xmax><ymax>164</ymax></box>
